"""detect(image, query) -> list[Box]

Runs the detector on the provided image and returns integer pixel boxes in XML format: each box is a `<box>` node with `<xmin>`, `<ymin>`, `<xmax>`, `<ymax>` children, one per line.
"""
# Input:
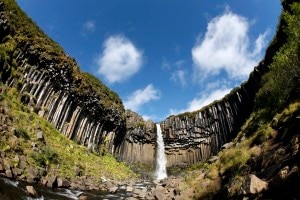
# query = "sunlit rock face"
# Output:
<box><xmin>0</xmin><ymin>1</ymin><xmax>126</xmax><ymax>155</ymax></box>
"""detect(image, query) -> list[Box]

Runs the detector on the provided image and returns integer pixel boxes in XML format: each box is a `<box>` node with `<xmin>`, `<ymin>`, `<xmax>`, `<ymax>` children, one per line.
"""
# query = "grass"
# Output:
<box><xmin>0</xmin><ymin>85</ymin><xmax>137</xmax><ymax>181</ymax></box>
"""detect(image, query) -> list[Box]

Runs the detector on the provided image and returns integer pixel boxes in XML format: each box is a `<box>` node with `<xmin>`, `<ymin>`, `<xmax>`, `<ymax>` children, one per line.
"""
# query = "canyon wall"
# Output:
<box><xmin>117</xmin><ymin>62</ymin><xmax>268</xmax><ymax>168</ymax></box>
<box><xmin>161</xmin><ymin>63</ymin><xmax>267</xmax><ymax>167</ymax></box>
<box><xmin>0</xmin><ymin>1</ymin><xmax>126</xmax><ymax>155</ymax></box>
<box><xmin>0</xmin><ymin>0</ymin><xmax>287</xmax><ymax>169</ymax></box>
<box><xmin>116</xmin><ymin>110</ymin><xmax>156</xmax><ymax>166</ymax></box>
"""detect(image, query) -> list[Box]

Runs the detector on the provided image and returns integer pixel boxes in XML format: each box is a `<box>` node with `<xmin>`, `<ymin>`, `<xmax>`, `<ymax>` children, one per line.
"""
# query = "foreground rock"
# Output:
<box><xmin>26</xmin><ymin>185</ymin><xmax>39</xmax><ymax>198</ymax></box>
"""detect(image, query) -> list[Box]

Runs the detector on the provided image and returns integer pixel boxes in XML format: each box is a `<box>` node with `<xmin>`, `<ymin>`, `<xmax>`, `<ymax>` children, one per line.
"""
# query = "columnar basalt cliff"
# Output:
<box><xmin>117</xmin><ymin>7</ymin><xmax>287</xmax><ymax>167</ymax></box>
<box><xmin>157</xmin><ymin>1</ymin><xmax>287</xmax><ymax>167</ymax></box>
<box><xmin>160</xmin><ymin>64</ymin><xmax>266</xmax><ymax>167</ymax></box>
<box><xmin>0</xmin><ymin>0</ymin><xmax>289</xmax><ymax>170</ymax></box>
<box><xmin>116</xmin><ymin>110</ymin><xmax>156</xmax><ymax>166</ymax></box>
<box><xmin>0</xmin><ymin>0</ymin><xmax>126</xmax><ymax>155</ymax></box>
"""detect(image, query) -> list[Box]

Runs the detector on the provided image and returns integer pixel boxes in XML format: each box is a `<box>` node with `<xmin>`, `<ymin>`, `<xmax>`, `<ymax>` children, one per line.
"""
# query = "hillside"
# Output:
<box><xmin>173</xmin><ymin>0</ymin><xmax>300</xmax><ymax>199</ymax></box>
<box><xmin>0</xmin><ymin>0</ymin><xmax>137</xmax><ymax>191</ymax></box>
<box><xmin>0</xmin><ymin>0</ymin><xmax>299</xmax><ymax>199</ymax></box>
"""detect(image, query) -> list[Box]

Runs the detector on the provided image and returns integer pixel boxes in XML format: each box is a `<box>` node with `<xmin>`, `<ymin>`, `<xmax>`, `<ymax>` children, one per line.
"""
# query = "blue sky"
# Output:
<box><xmin>17</xmin><ymin>0</ymin><xmax>281</xmax><ymax>122</ymax></box>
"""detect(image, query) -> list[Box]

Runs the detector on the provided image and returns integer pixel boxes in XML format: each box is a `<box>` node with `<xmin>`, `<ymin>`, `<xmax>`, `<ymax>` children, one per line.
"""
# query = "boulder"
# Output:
<box><xmin>37</xmin><ymin>130</ymin><xmax>44</xmax><ymax>141</ymax></box>
<box><xmin>222</xmin><ymin>142</ymin><xmax>234</xmax><ymax>150</ymax></box>
<box><xmin>109</xmin><ymin>186</ymin><xmax>118</xmax><ymax>194</ymax></box>
<box><xmin>241</xmin><ymin>174</ymin><xmax>268</xmax><ymax>195</ymax></box>
<box><xmin>57</xmin><ymin>177</ymin><xmax>70</xmax><ymax>188</ymax></box>
<box><xmin>208</xmin><ymin>156</ymin><xmax>219</xmax><ymax>164</ymax></box>
<box><xmin>12</xmin><ymin>167</ymin><xmax>22</xmax><ymax>177</ymax></box>
<box><xmin>46</xmin><ymin>176</ymin><xmax>58</xmax><ymax>188</ymax></box>
<box><xmin>79</xmin><ymin>195</ymin><xmax>88</xmax><ymax>200</ymax></box>
<box><xmin>5</xmin><ymin>169</ymin><xmax>12</xmax><ymax>178</ymax></box>
<box><xmin>126</xmin><ymin>186</ymin><xmax>134</xmax><ymax>192</ymax></box>
<box><xmin>0</xmin><ymin>163</ymin><xmax>4</xmax><ymax>172</ymax></box>
<box><xmin>26</xmin><ymin>185</ymin><xmax>39</xmax><ymax>198</ymax></box>
<box><xmin>26</xmin><ymin>167</ymin><xmax>39</xmax><ymax>182</ymax></box>
<box><xmin>153</xmin><ymin>186</ymin><xmax>167</xmax><ymax>200</ymax></box>
<box><xmin>133</xmin><ymin>188</ymin><xmax>147</xmax><ymax>199</ymax></box>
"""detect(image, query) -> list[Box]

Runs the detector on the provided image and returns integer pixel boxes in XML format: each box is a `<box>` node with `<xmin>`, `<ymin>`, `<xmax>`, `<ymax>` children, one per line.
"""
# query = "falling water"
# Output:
<box><xmin>155</xmin><ymin>124</ymin><xmax>167</xmax><ymax>180</ymax></box>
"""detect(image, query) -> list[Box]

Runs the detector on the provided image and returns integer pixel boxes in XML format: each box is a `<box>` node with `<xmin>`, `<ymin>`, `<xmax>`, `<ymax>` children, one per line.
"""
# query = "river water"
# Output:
<box><xmin>0</xmin><ymin>176</ymin><xmax>154</xmax><ymax>200</ymax></box>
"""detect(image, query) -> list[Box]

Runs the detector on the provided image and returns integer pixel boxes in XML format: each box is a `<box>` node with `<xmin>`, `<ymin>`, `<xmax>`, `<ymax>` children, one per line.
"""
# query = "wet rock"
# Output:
<box><xmin>26</xmin><ymin>185</ymin><xmax>39</xmax><ymax>198</ymax></box>
<box><xmin>79</xmin><ymin>195</ymin><xmax>88</xmax><ymax>200</ymax></box>
<box><xmin>126</xmin><ymin>186</ymin><xmax>134</xmax><ymax>192</ymax></box>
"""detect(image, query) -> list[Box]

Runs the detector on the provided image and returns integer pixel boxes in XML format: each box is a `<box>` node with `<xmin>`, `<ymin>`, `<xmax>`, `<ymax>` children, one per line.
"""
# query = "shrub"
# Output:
<box><xmin>32</xmin><ymin>146</ymin><xmax>59</xmax><ymax>166</ymax></box>
<box><xmin>255</xmin><ymin>2</ymin><xmax>300</xmax><ymax>115</ymax></box>
<box><xmin>14</xmin><ymin>128</ymin><xmax>30</xmax><ymax>140</ymax></box>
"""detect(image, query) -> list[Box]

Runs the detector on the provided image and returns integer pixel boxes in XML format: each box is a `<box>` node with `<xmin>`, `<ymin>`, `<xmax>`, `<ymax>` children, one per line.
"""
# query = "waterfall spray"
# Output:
<box><xmin>155</xmin><ymin>124</ymin><xmax>167</xmax><ymax>180</ymax></box>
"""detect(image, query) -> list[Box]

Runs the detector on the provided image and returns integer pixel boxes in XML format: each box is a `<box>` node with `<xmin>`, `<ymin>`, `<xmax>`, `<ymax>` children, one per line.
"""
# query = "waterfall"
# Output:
<box><xmin>155</xmin><ymin>124</ymin><xmax>167</xmax><ymax>180</ymax></box>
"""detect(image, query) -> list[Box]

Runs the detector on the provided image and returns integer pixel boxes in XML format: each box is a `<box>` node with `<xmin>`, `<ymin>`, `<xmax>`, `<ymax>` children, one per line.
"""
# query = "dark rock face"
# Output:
<box><xmin>116</xmin><ymin>110</ymin><xmax>156</xmax><ymax>167</ymax></box>
<box><xmin>159</xmin><ymin>63</ymin><xmax>268</xmax><ymax>167</ymax></box>
<box><xmin>0</xmin><ymin>1</ymin><xmax>126</xmax><ymax>155</ymax></box>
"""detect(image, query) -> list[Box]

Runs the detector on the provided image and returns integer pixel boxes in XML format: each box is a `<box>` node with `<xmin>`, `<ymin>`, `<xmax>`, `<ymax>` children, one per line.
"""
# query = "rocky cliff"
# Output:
<box><xmin>160</xmin><ymin>65</ymin><xmax>265</xmax><ymax>167</ymax></box>
<box><xmin>117</xmin><ymin>0</ymin><xmax>287</xmax><ymax>167</ymax></box>
<box><xmin>0</xmin><ymin>0</ymin><xmax>126</xmax><ymax>155</ymax></box>
<box><xmin>116</xmin><ymin>110</ymin><xmax>156</xmax><ymax>166</ymax></box>
<box><xmin>0</xmin><ymin>0</ymin><xmax>290</xmax><ymax>170</ymax></box>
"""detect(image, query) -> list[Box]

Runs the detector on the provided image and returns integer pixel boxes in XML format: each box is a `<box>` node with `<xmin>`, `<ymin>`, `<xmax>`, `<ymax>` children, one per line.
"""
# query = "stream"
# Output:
<box><xmin>0</xmin><ymin>176</ymin><xmax>155</xmax><ymax>200</ymax></box>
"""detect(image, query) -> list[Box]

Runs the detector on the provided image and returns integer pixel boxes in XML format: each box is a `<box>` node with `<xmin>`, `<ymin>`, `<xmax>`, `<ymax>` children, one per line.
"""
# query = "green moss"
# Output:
<box><xmin>0</xmin><ymin>0</ymin><xmax>124</xmax><ymax>115</ymax></box>
<box><xmin>0</xmin><ymin>86</ymin><xmax>137</xmax><ymax>180</ymax></box>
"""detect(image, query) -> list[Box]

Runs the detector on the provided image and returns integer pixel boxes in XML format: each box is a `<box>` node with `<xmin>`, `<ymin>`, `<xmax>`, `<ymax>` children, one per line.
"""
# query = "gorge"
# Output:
<box><xmin>0</xmin><ymin>0</ymin><xmax>287</xmax><ymax>169</ymax></box>
<box><xmin>0</xmin><ymin>0</ymin><xmax>300</xmax><ymax>199</ymax></box>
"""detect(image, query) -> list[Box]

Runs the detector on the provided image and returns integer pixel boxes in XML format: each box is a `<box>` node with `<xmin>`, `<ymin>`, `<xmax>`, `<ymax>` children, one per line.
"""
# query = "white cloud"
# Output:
<box><xmin>83</xmin><ymin>20</ymin><xmax>96</xmax><ymax>33</ymax></box>
<box><xmin>192</xmin><ymin>10</ymin><xmax>269</xmax><ymax>80</ymax></box>
<box><xmin>171</xmin><ymin>69</ymin><xmax>187</xmax><ymax>88</ymax></box>
<box><xmin>169</xmin><ymin>87</ymin><xmax>231</xmax><ymax>116</ymax></box>
<box><xmin>97</xmin><ymin>35</ymin><xmax>143</xmax><ymax>83</ymax></box>
<box><xmin>124</xmin><ymin>84</ymin><xmax>160</xmax><ymax>112</ymax></box>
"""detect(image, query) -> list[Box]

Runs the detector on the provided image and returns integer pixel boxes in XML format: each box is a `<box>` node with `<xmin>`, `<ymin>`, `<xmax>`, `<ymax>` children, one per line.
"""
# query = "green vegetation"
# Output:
<box><xmin>0</xmin><ymin>0</ymin><xmax>124</xmax><ymax>113</ymax></box>
<box><xmin>255</xmin><ymin>2</ymin><xmax>300</xmax><ymax>117</ymax></box>
<box><xmin>180</xmin><ymin>2</ymin><xmax>300</xmax><ymax>199</ymax></box>
<box><xmin>0</xmin><ymin>85</ymin><xmax>137</xmax><ymax>180</ymax></box>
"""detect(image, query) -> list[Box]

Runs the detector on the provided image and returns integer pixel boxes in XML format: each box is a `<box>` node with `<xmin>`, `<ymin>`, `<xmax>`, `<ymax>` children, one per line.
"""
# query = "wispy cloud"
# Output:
<box><xmin>82</xmin><ymin>20</ymin><xmax>96</xmax><ymax>34</ymax></box>
<box><xmin>169</xmin><ymin>87</ymin><xmax>231</xmax><ymax>116</ymax></box>
<box><xmin>170</xmin><ymin>69</ymin><xmax>187</xmax><ymax>88</ymax></box>
<box><xmin>96</xmin><ymin>35</ymin><xmax>143</xmax><ymax>83</ymax></box>
<box><xmin>124</xmin><ymin>84</ymin><xmax>160</xmax><ymax>112</ymax></box>
<box><xmin>192</xmin><ymin>10</ymin><xmax>269</xmax><ymax>81</ymax></box>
